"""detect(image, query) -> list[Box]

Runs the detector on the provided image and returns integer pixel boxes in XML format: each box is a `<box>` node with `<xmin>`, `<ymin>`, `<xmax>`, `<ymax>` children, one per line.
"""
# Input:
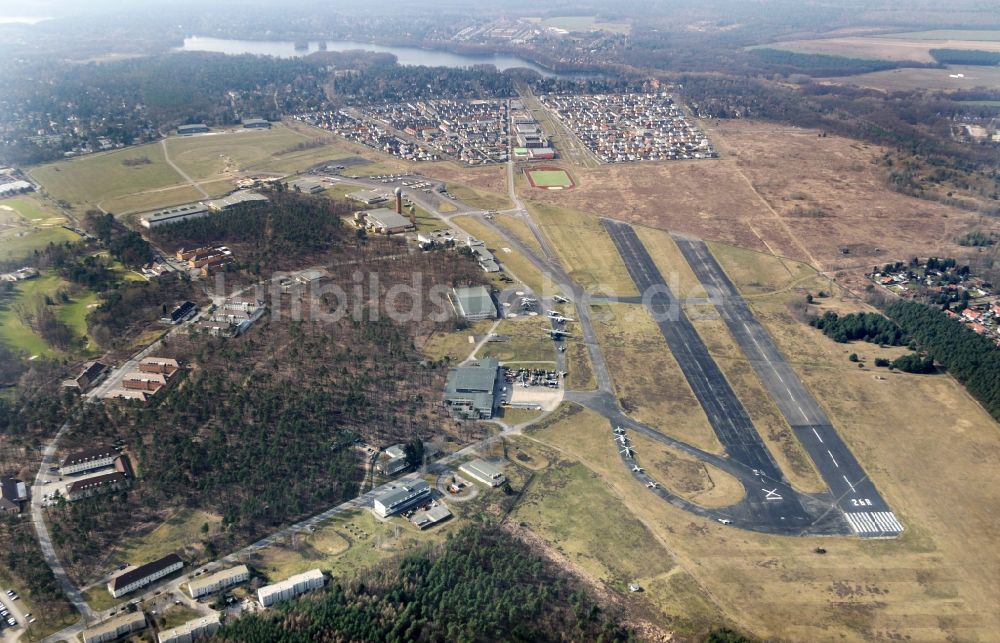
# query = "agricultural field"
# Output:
<box><xmin>0</xmin><ymin>195</ymin><xmax>79</xmax><ymax>262</ymax></box>
<box><xmin>760</xmin><ymin>33</ymin><xmax>1000</xmax><ymax>62</ymax></box>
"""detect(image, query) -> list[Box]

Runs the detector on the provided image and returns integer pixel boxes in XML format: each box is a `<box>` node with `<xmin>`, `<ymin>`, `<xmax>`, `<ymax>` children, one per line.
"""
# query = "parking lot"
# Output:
<box><xmin>0</xmin><ymin>588</ymin><xmax>31</xmax><ymax>641</ymax></box>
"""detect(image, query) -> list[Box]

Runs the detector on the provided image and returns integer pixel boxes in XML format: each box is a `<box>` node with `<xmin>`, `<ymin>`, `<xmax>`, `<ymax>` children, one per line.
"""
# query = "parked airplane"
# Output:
<box><xmin>552</xmin><ymin>295</ymin><xmax>569</xmax><ymax>303</ymax></box>
<box><xmin>646</xmin><ymin>481</ymin><xmax>659</xmax><ymax>489</ymax></box>
<box><xmin>616</xmin><ymin>434</ymin><xmax>628</xmax><ymax>445</ymax></box>
<box><xmin>543</xmin><ymin>328</ymin><xmax>572</xmax><ymax>339</ymax></box>
<box><xmin>631</xmin><ymin>465</ymin><xmax>644</xmax><ymax>473</ymax></box>
<box><xmin>620</xmin><ymin>446</ymin><xmax>636</xmax><ymax>458</ymax></box>
<box><xmin>613</xmin><ymin>426</ymin><xmax>626</xmax><ymax>435</ymax></box>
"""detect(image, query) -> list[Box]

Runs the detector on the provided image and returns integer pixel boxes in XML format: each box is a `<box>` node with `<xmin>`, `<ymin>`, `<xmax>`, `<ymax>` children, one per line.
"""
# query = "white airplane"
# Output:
<box><xmin>620</xmin><ymin>446</ymin><xmax>636</xmax><ymax>458</ymax></box>
<box><xmin>631</xmin><ymin>465</ymin><xmax>644</xmax><ymax>473</ymax></box>
<box><xmin>546</xmin><ymin>310</ymin><xmax>560</xmax><ymax>317</ymax></box>
<box><xmin>552</xmin><ymin>295</ymin><xmax>569</xmax><ymax>303</ymax></box>
<box><xmin>646</xmin><ymin>481</ymin><xmax>659</xmax><ymax>489</ymax></box>
<box><xmin>616</xmin><ymin>435</ymin><xmax>628</xmax><ymax>445</ymax></box>
<box><xmin>543</xmin><ymin>328</ymin><xmax>572</xmax><ymax>339</ymax></box>
<box><xmin>613</xmin><ymin>426</ymin><xmax>626</xmax><ymax>435</ymax></box>
<box><xmin>550</xmin><ymin>315</ymin><xmax>574</xmax><ymax>324</ymax></box>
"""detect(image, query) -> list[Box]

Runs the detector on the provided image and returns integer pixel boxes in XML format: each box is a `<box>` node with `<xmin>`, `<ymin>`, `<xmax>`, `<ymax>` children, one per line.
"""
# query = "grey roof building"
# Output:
<box><xmin>242</xmin><ymin>118</ymin><xmax>272</xmax><ymax>129</ymax></box>
<box><xmin>444</xmin><ymin>357</ymin><xmax>500</xmax><ymax>420</ymax></box>
<box><xmin>205</xmin><ymin>191</ymin><xmax>269</xmax><ymax>211</ymax></box>
<box><xmin>459</xmin><ymin>458</ymin><xmax>507</xmax><ymax>487</ymax></box>
<box><xmin>451</xmin><ymin>285</ymin><xmax>497</xmax><ymax>321</ymax></box>
<box><xmin>82</xmin><ymin>612</ymin><xmax>146</xmax><ymax>643</ymax></box>
<box><xmin>362</xmin><ymin>208</ymin><xmax>414</xmax><ymax>235</ymax></box>
<box><xmin>373</xmin><ymin>479</ymin><xmax>432</xmax><ymax>517</ymax></box>
<box><xmin>158</xmin><ymin>613</ymin><xmax>221</xmax><ymax>643</ymax></box>
<box><xmin>140</xmin><ymin>203</ymin><xmax>209</xmax><ymax>229</ymax></box>
<box><xmin>177</xmin><ymin>124</ymin><xmax>209</xmax><ymax>135</ymax></box>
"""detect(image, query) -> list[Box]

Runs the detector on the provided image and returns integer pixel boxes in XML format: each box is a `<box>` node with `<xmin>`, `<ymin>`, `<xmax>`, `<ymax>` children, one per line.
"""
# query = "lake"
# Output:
<box><xmin>177</xmin><ymin>36</ymin><xmax>566</xmax><ymax>77</ymax></box>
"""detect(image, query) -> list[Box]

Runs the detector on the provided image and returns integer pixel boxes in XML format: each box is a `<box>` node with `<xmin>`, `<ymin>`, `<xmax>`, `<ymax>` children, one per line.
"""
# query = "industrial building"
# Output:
<box><xmin>140</xmin><ymin>204</ymin><xmax>210</xmax><ymax>229</ymax></box>
<box><xmin>177</xmin><ymin>124</ymin><xmax>209</xmax><ymax>135</ymax></box>
<box><xmin>82</xmin><ymin>612</ymin><xmax>146</xmax><ymax>643</ymax></box>
<box><xmin>444</xmin><ymin>357</ymin><xmax>501</xmax><ymax>420</ymax></box>
<box><xmin>467</xmin><ymin>240</ymin><xmax>500</xmax><ymax>272</ymax></box>
<box><xmin>359</xmin><ymin>208</ymin><xmax>415</xmax><ymax>235</ymax></box>
<box><xmin>187</xmin><ymin>564</ymin><xmax>250</xmax><ymax>599</ymax></box>
<box><xmin>242</xmin><ymin>118</ymin><xmax>271</xmax><ymax>129</ymax></box>
<box><xmin>158</xmin><ymin>613</ymin><xmax>221</xmax><ymax>643</ymax></box>
<box><xmin>450</xmin><ymin>285</ymin><xmax>497</xmax><ymax>320</ymax></box>
<box><xmin>459</xmin><ymin>459</ymin><xmax>507</xmax><ymax>487</ymax></box>
<box><xmin>347</xmin><ymin>188</ymin><xmax>389</xmax><ymax>205</ymax></box>
<box><xmin>61</xmin><ymin>447</ymin><xmax>117</xmax><ymax>475</ymax></box>
<box><xmin>373</xmin><ymin>479</ymin><xmax>432</xmax><ymax>517</ymax></box>
<box><xmin>107</xmin><ymin>553</ymin><xmax>184</xmax><ymax>598</ymax></box>
<box><xmin>257</xmin><ymin>568</ymin><xmax>325</xmax><ymax>607</ymax></box>
<box><xmin>204</xmin><ymin>191</ymin><xmax>269</xmax><ymax>211</ymax></box>
<box><xmin>410</xmin><ymin>502</ymin><xmax>452</xmax><ymax>529</ymax></box>
<box><xmin>291</xmin><ymin>179</ymin><xmax>325</xmax><ymax>194</ymax></box>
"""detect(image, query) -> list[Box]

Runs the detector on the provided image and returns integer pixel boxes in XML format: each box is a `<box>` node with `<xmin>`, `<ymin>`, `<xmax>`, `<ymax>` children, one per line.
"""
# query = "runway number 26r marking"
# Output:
<box><xmin>850</xmin><ymin>498</ymin><xmax>873</xmax><ymax>507</ymax></box>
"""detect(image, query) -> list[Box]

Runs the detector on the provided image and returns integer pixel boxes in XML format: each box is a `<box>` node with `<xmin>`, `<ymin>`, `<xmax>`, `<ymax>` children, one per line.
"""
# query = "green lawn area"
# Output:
<box><xmin>117</xmin><ymin>509</ymin><xmax>222</xmax><ymax>569</ymax></box>
<box><xmin>249</xmin><ymin>505</ymin><xmax>458</xmax><ymax>583</ymax></box>
<box><xmin>28</xmin><ymin>144</ymin><xmax>183</xmax><ymax>209</ymax></box>
<box><xmin>419</xmin><ymin>320</ymin><xmax>493</xmax><ymax>362</ymax></box>
<box><xmin>447</xmin><ymin>184</ymin><xmax>513</xmax><ymax>211</ymax></box>
<box><xmin>165</xmin><ymin>125</ymin><xmax>312</xmax><ymax>179</ymax></box>
<box><xmin>0</xmin><ymin>274</ymin><xmax>65</xmax><ymax>358</ymax></box>
<box><xmin>82</xmin><ymin>585</ymin><xmax>125</xmax><ymax>612</ymax></box>
<box><xmin>0</xmin><ymin>195</ymin><xmax>79</xmax><ymax>262</ymax></box>
<box><xmin>478</xmin><ymin>317</ymin><xmax>556</xmax><ymax>364</ymax></box>
<box><xmin>56</xmin><ymin>290</ymin><xmax>99</xmax><ymax>348</ymax></box>
<box><xmin>526</xmin><ymin>169</ymin><xmax>573</xmax><ymax>188</ymax></box>
<box><xmin>156</xmin><ymin>604</ymin><xmax>202</xmax><ymax>630</ymax></box>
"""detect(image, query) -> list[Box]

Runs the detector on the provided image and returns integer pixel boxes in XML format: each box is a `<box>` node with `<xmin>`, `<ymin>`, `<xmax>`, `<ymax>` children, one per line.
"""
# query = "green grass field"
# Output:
<box><xmin>117</xmin><ymin>509</ymin><xmax>222</xmax><ymax>569</ymax></box>
<box><xmin>526</xmin><ymin>169</ymin><xmax>573</xmax><ymax>188</ymax></box>
<box><xmin>0</xmin><ymin>196</ymin><xmax>79</xmax><ymax>262</ymax></box>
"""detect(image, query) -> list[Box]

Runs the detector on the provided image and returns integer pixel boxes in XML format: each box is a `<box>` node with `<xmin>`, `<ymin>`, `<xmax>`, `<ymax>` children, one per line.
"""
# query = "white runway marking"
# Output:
<box><xmin>827</xmin><ymin>450</ymin><xmax>839</xmax><ymax>467</ymax></box>
<box><xmin>845</xmin><ymin>511</ymin><xmax>903</xmax><ymax>534</ymax></box>
<box><xmin>842</xmin><ymin>475</ymin><xmax>856</xmax><ymax>493</ymax></box>
<box><xmin>812</xmin><ymin>427</ymin><xmax>824</xmax><ymax>443</ymax></box>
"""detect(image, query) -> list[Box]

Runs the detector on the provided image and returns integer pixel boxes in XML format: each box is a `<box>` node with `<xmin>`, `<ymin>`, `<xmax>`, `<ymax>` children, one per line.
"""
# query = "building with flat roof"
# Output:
<box><xmin>410</xmin><ymin>502</ymin><xmax>452</xmax><ymax>530</ymax></box>
<box><xmin>177</xmin><ymin>124</ymin><xmax>209</xmax><ymax>135</ymax></box>
<box><xmin>347</xmin><ymin>189</ymin><xmax>389</xmax><ymax>205</ymax></box>
<box><xmin>444</xmin><ymin>357</ymin><xmax>500</xmax><ymax>420</ymax></box>
<box><xmin>140</xmin><ymin>204</ymin><xmax>209</xmax><ymax>229</ymax></box>
<box><xmin>108</xmin><ymin>553</ymin><xmax>183</xmax><ymax>598</ymax></box>
<box><xmin>61</xmin><ymin>447</ymin><xmax>117</xmax><ymax>475</ymax></box>
<box><xmin>257</xmin><ymin>569</ymin><xmax>325</xmax><ymax>607</ymax></box>
<box><xmin>451</xmin><ymin>285</ymin><xmax>497</xmax><ymax>320</ymax></box>
<box><xmin>373</xmin><ymin>479</ymin><xmax>432</xmax><ymax>518</ymax></box>
<box><xmin>82</xmin><ymin>612</ymin><xmax>146</xmax><ymax>643</ymax></box>
<box><xmin>292</xmin><ymin>179</ymin><xmax>325</xmax><ymax>194</ymax></box>
<box><xmin>362</xmin><ymin>208</ymin><xmax>415</xmax><ymax>235</ymax></box>
<box><xmin>158</xmin><ymin>613</ymin><xmax>221</xmax><ymax>643</ymax></box>
<box><xmin>242</xmin><ymin>118</ymin><xmax>271</xmax><ymax>129</ymax></box>
<box><xmin>204</xmin><ymin>191</ymin><xmax>269</xmax><ymax>211</ymax></box>
<box><xmin>188</xmin><ymin>564</ymin><xmax>250</xmax><ymax>599</ymax></box>
<box><xmin>459</xmin><ymin>458</ymin><xmax>507</xmax><ymax>487</ymax></box>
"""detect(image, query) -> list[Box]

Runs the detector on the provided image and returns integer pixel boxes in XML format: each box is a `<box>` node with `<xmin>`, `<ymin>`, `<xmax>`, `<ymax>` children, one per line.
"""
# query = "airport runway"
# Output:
<box><xmin>603</xmin><ymin>220</ymin><xmax>834</xmax><ymax>531</ymax></box>
<box><xmin>673</xmin><ymin>236</ymin><xmax>902</xmax><ymax>538</ymax></box>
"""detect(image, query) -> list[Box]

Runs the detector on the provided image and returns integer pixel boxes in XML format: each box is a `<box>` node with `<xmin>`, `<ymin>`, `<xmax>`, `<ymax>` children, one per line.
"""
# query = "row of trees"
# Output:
<box><xmin>885</xmin><ymin>301</ymin><xmax>1000</xmax><ymax>421</ymax></box>
<box><xmin>930</xmin><ymin>49</ymin><xmax>1000</xmax><ymax>66</ymax></box>
<box><xmin>214</xmin><ymin>525</ymin><xmax>633</xmax><ymax>643</ymax></box>
<box><xmin>809</xmin><ymin>311</ymin><xmax>908</xmax><ymax>346</ymax></box>
<box><xmin>749</xmin><ymin>49</ymin><xmax>920</xmax><ymax>77</ymax></box>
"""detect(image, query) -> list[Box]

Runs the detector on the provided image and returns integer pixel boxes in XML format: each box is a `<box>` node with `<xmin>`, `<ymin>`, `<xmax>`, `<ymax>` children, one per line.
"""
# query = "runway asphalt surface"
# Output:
<box><xmin>672</xmin><ymin>236</ymin><xmax>902</xmax><ymax>537</ymax></box>
<box><xmin>602</xmin><ymin>220</ymin><xmax>841</xmax><ymax>533</ymax></box>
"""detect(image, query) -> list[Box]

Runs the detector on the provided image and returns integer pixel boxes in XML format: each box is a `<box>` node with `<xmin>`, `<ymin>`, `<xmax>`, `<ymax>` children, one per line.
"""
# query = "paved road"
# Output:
<box><xmin>601</xmin><ymin>220</ymin><xmax>844</xmax><ymax>532</ymax></box>
<box><xmin>160</xmin><ymin>138</ymin><xmax>209</xmax><ymax>199</ymax></box>
<box><xmin>673</xmin><ymin>236</ymin><xmax>902</xmax><ymax>537</ymax></box>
